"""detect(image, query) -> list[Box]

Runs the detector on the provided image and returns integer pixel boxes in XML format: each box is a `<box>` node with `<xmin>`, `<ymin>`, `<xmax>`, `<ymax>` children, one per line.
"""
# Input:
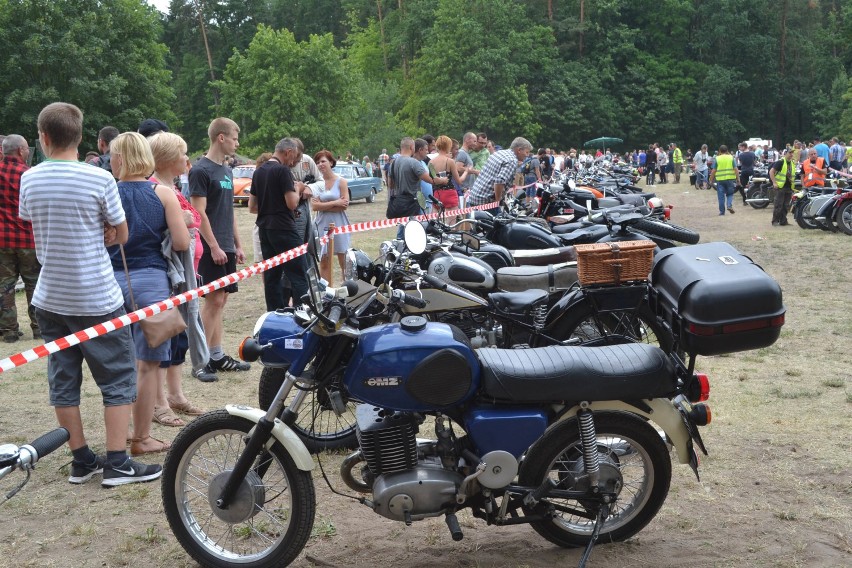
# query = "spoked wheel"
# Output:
<box><xmin>519</xmin><ymin>412</ymin><xmax>672</xmax><ymax>547</ymax></box>
<box><xmin>162</xmin><ymin>411</ymin><xmax>315</xmax><ymax>567</ymax></box>
<box><xmin>550</xmin><ymin>301</ymin><xmax>674</xmax><ymax>353</ymax></box>
<box><xmin>258</xmin><ymin>366</ymin><xmax>358</xmax><ymax>453</ymax></box>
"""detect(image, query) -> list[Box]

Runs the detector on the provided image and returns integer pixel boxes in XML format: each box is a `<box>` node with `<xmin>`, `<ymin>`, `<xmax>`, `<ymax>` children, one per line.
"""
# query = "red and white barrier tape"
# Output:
<box><xmin>0</xmin><ymin>199</ymin><xmax>499</xmax><ymax>374</ymax></box>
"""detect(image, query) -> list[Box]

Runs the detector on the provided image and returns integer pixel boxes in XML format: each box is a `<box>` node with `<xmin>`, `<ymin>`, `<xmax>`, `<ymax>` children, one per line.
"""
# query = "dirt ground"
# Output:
<box><xmin>0</xmin><ymin>177</ymin><xmax>850</xmax><ymax>568</ymax></box>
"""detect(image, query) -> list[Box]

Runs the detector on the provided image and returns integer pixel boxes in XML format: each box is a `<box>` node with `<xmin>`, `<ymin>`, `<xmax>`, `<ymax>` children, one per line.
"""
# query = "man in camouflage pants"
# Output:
<box><xmin>0</xmin><ymin>135</ymin><xmax>40</xmax><ymax>342</ymax></box>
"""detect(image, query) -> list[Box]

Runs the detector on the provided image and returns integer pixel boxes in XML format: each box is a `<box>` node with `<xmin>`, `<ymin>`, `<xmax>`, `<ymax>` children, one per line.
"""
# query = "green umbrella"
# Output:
<box><xmin>583</xmin><ymin>137</ymin><xmax>623</xmax><ymax>150</ymax></box>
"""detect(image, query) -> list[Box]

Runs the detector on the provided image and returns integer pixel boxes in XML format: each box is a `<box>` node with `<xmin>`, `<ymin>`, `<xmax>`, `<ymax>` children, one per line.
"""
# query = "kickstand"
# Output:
<box><xmin>577</xmin><ymin>506</ymin><xmax>607</xmax><ymax>568</ymax></box>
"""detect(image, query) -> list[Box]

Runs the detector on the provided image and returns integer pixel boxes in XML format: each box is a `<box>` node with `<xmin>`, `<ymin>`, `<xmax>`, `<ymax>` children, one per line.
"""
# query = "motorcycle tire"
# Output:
<box><xmin>519</xmin><ymin>411</ymin><xmax>672</xmax><ymax>547</ymax></box>
<box><xmin>632</xmin><ymin>218</ymin><xmax>700</xmax><ymax>245</ymax></box>
<box><xmin>258</xmin><ymin>366</ymin><xmax>358</xmax><ymax>453</ymax></box>
<box><xmin>547</xmin><ymin>300</ymin><xmax>675</xmax><ymax>354</ymax></box>
<box><xmin>746</xmin><ymin>184</ymin><xmax>770</xmax><ymax>209</ymax></box>
<box><xmin>795</xmin><ymin>203</ymin><xmax>818</xmax><ymax>229</ymax></box>
<box><xmin>162</xmin><ymin>410</ymin><xmax>315</xmax><ymax>568</ymax></box>
<box><xmin>836</xmin><ymin>200</ymin><xmax>852</xmax><ymax>235</ymax></box>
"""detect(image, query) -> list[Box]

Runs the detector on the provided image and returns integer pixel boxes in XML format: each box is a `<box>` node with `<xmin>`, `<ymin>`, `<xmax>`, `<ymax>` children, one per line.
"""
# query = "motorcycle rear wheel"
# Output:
<box><xmin>746</xmin><ymin>184</ymin><xmax>770</xmax><ymax>209</ymax></box>
<box><xmin>548</xmin><ymin>301</ymin><xmax>674</xmax><ymax>353</ymax></box>
<box><xmin>162</xmin><ymin>411</ymin><xmax>315</xmax><ymax>568</ymax></box>
<box><xmin>258</xmin><ymin>366</ymin><xmax>358</xmax><ymax>453</ymax></box>
<box><xmin>519</xmin><ymin>412</ymin><xmax>671</xmax><ymax>547</ymax></box>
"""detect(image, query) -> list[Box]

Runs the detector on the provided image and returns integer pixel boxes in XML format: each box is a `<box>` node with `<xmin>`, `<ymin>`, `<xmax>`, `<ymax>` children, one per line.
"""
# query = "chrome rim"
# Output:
<box><xmin>174</xmin><ymin>428</ymin><xmax>295</xmax><ymax>563</ymax></box>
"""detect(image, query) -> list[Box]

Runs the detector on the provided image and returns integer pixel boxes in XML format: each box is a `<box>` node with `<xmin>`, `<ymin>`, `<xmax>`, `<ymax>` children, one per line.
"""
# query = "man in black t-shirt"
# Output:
<box><xmin>249</xmin><ymin>137</ymin><xmax>308</xmax><ymax>311</ymax></box>
<box><xmin>190</xmin><ymin>117</ymin><xmax>249</xmax><ymax>377</ymax></box>
<box><xmin>768</xmin><ymin>151</ymin><xmax>795</xmax><ymax>226</ymax></box>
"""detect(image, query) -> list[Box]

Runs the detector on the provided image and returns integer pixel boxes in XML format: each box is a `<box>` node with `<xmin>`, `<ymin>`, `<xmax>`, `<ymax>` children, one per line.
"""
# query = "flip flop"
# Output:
<box><xmin>168</xmin><ymin>398</ymin><xmax>206</xmax><ymax>416</ymax></box>
<box><xmin>153</xmin><ymin>405</ymin><xmax>185</xmax><ymax>427</ymax></box>
<box><xmin>129</xmin><ymin>435</ymin><xmax>171</xmax><ymax>456</ymax></box>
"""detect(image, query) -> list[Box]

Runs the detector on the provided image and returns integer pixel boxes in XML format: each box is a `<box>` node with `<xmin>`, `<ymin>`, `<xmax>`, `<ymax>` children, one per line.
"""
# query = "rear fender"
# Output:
<box><xmin>225</xmin><ymin>404</ymin><xmax>315</xmax><ymax>471</ymax></box>
<box><xmin>554</xmin><ymin>399</ymin><xmax>692</xmax><ymax>464</ymax></box>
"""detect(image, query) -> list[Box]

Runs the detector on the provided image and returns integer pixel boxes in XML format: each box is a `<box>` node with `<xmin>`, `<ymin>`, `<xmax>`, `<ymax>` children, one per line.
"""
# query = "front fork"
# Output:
<box><xmin>216</xmin><ymin>373</ymin><xmax>305</xmax><ymax>510</ymax></box>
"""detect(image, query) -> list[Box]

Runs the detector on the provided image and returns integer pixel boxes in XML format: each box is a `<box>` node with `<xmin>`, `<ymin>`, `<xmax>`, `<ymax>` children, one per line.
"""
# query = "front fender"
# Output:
<box><xmin>555</xmin><ymin>399</ymin><xmax>692</xmax><ymax>465</ymax></box>
<box><xmin>225</xmin><ymin>404</ymin><xmax>315</xmax><ymax>471</ymax></box>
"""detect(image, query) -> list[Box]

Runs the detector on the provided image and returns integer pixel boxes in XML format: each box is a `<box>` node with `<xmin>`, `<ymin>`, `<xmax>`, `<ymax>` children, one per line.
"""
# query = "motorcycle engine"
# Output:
<box><xmin>436</xmin><ymin>310</ymin><xmax>501</xmax><ymax>348</ymax></box>
<box><xmin>355</xmin><ymin>405</ymin><xmax>463</xmax><ymax>522</ymax></box>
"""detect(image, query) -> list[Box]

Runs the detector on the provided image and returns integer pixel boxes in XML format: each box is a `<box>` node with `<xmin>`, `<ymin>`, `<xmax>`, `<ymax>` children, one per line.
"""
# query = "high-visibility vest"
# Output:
<box><xmin>673</xmin><ymin>148</ymin><xmax>682</xmax><ymax>164</ymax></box>
<box><xmin>714</xmin><ymin>154</ymin><xmax>736</xmax><ymax>181</ymax></box>
<box><xmin>801</xmin><ymin>157</ymin><xmax>826</xmax><ymax>187</ymax></box>
<box><xmin>774</xmin><ymin>159</ymin><xmax>794</xmax><ymax>189</ymax></box>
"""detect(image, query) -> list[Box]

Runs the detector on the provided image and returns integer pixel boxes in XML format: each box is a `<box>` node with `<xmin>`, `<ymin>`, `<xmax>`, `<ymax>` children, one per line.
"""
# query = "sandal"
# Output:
<box><xmin>129</xmin><ymin>435</ymin><xmax>171</xmax><ymax>456</ymax></box>
<box><xmin>153</xmin><ymin>405</ymin><xmax>185</xmax><ymax>427</ymax></box>
<box><xmin>168</xmin><ymin>398</ymin><xmax>206</xmax><ymax>416</ymax></box>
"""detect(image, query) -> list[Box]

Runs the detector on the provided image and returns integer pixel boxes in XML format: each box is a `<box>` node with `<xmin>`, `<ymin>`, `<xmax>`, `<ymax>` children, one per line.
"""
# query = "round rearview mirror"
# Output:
<box><xmin>568</xmin><ymin>179</ymin><xmax>577</xmax><ymax>190</ymax></box>
<box><xmin>403</xmin><ymin>221</ymin><xmax>427</xmax><ymax>255</ymax></box>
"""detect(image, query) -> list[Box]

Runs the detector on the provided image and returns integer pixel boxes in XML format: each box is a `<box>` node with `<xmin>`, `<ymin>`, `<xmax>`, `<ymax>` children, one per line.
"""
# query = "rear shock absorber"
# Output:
<box><xmin>577</xmin><ymin>405</ymin><xmax>600</xmax><ymax>489</ymax></box>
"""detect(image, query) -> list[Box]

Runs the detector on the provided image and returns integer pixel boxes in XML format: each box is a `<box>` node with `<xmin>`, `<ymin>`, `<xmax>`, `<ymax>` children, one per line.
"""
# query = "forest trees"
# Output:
<box><xmin>1</xmin><ymin>0</ymin><xmax>851</xmax><ymax>157</ymax></box>
<box><xmin>0</xmin><ymin>0</ymin><xmax>175</xmax><ymax>152</ymax></box>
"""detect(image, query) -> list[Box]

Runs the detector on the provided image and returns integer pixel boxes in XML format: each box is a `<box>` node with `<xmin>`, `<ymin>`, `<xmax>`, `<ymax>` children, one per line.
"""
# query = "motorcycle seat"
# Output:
<box><xmin>496</xmin><ymin>262</ymin><xmax>578</xmax><ymax>293</ymax></box>
<box><xmin>510</xmin><ymin>246</ymin><xmax>577</xmax><ymax>266</ymax></box>
<box><xmin>477</xmin><ymin>343</ymin><xmax>676</xmax><ymax>402</ymax></box>
<box><xmin>557</xmin><ymin>225</ymin><xmax>610</xmax><ymax>245</ymax></box>
<box><xmin>551</xmin><ymin>221</ymin><xmax>590</xmax><ymax>234</ymax></box>
<box><xmin>489</xmin><ymin>289</ymin><xmax>549</xmax><ymax>314</ymax></box>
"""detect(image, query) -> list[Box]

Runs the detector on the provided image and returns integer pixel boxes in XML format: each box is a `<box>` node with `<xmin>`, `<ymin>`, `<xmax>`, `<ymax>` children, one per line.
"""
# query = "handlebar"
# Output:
<box><xmin>392</xmin><ymin>289</ymin><xmax>427</xmax><ymax>308</ymax></box>
<box><xmin>422</xmin><ymin>273</ymin><xmax>448</xmax><ymax>290</ymax></box>
<box><xmin>0</xmin><ymin>428</ymin><xmax>69</xmax><ymax>472</ymax></box>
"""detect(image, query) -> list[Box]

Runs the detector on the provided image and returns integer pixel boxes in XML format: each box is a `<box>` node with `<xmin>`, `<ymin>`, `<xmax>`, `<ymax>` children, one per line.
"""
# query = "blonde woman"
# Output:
<box><xmin>148</xmin><ymin>132</ymin><xmax>210</xmax><ymax>422</ymax></box>
<box><xmin>108</xmin><ymin>132</ymin><xmax>189</xmax><ymax>456</ymax></box>
<box><xmin>429</xmin><ymin>135</ymin><xmax>467</xmax><ymax>209</ymax></box>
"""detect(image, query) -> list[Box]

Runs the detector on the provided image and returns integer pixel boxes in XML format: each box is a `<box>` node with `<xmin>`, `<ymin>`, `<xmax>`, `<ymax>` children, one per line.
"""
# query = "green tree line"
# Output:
<box><xmin>3</xmin><ymin>0</ymin><xmax>852</xmax><ymax>157</ymax></box>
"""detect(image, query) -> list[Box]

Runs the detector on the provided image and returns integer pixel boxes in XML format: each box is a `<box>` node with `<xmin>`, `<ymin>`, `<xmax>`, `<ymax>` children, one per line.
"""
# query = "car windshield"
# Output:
<box><xmin>233</xmin><ymin>166</ymin><xmax>255</xmax><ymax>179</ymax></box>
<box><xmin>333</xmin><ymin>165</ymin><xmax>358</xmax><ymax>179</ymax></box>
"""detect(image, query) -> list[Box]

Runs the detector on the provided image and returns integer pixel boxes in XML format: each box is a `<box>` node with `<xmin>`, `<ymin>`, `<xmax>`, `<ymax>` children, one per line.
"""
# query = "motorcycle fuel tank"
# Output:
<box><xmin>344</xmin><ymin>319</ymin><xmax>481</xmax><ymax>411</ymax></box>
<box><xmin>428</xmin><ymin>250</ymin><xmax>496</xmax><ymax>290</ymax></box>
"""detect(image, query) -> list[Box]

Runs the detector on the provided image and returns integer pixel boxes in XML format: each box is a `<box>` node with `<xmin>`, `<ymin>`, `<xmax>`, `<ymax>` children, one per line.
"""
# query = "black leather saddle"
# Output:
<box><xmin>477</xmin><ymin>343</ymin><xmax>676</xmax><ymax>402</ymax></box>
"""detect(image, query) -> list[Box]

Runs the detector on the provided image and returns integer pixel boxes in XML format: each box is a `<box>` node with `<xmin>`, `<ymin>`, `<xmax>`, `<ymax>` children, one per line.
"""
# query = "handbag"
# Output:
<box><xmin>119</xmin><ymin>244</ymin><xmax>186</xmax><ymax>349</ymax></box>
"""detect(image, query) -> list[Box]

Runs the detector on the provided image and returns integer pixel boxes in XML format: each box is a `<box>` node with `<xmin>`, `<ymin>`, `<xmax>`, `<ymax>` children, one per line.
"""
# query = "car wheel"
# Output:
<box><xmin>366</xmin><ymin>188</ymin><xmax>376</xmax><ymax>203</ymax></box>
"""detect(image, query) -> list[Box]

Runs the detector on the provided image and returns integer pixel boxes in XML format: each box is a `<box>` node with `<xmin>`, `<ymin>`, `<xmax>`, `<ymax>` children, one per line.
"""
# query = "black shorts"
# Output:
<box><xmin>198</xmin><ymin>250</ymin><xmax>239</xmax><ymax>294</ymax></box>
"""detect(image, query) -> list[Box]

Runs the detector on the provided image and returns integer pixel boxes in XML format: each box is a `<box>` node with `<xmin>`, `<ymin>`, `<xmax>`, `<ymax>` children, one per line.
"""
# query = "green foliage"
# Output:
<box><xmin>4</xmin><ymin>0</ymin><xmax>852</xmax><ymax>158</ymax></box>
<box><xmin>0</xmin><ymin>0</ymin><xmax>175</xmax><ymax>153</ymax></box>
<box><xmin>216</xmin><ymin>26</ymin><xmax>361</xmax><ymax>157</ymax></box>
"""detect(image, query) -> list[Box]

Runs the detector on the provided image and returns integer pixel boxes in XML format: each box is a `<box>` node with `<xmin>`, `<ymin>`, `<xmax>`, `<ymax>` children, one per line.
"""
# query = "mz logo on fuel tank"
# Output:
<box><xmin>364</xmin><ymin>377</ymin><xmax>401</xmax><ymax>387</ymax></box>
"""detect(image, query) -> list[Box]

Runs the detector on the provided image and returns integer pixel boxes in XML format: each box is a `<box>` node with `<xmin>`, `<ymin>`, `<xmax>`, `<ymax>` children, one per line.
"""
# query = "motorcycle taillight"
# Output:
<box><xmin>686</xmin><ymin>372</ymin><xmax>710</xmax><ymax>403</ymax></box>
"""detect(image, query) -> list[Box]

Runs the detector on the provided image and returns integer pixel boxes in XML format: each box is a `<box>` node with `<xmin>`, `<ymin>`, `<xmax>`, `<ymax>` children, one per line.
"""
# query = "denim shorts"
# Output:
<box><xmin>35</xmin><ymin>307</ymin><xmax>137</xmax><ymax>407</ymax></box>
<box><xmin>113</xmin><ymin>267</ymin><xmax>173</xmax><ymax>362</ymax></box>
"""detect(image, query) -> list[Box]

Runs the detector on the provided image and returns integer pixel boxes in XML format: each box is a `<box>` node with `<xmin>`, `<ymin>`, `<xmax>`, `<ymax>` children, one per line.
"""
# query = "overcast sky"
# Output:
<box><xmin>148</xmin><ymin>0</ymin><xmax>169</xmax><ymax>14</ymax></box>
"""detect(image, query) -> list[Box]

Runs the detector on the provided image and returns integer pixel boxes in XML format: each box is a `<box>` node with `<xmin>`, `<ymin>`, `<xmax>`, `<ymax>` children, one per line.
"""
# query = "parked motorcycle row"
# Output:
<box><xmin>159</xmin><ymin>173</ymin><xmax>785</xmax><ymax>567</ymax></box>
<box><xmin>743</xmin><ymin>164</ymin><xmax>852</xmax><ymax>234</ymax></box>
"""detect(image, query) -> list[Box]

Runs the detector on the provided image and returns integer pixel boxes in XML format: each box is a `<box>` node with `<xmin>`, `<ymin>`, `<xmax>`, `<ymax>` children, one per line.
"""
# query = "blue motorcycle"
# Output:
<box><xmin>161</xmin><ymin>222</ymin><xmax>715</xmax><ymax>568</ymax></box>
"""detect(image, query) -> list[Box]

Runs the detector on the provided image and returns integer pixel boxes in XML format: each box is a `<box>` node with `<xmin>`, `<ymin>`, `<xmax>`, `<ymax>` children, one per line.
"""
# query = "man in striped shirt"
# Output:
<box><xmin>20</xmin><ymin>102</ymin><xmax>162</xmax><ymax>487</ymax></box>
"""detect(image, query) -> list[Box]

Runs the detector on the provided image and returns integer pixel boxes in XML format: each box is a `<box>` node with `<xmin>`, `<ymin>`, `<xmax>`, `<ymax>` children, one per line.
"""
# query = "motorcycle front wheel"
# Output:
<box><xmin>258</xmin><ymin>366</ymin><xmax>359</xmax><ymax>453</ymax></box>
<box><xmin>836</xmin><ymin>200</ymin><xmax>852</xmax><ymax>236</ymax></box>
<box><xmin>162</xmin><ymin>411</ymin><xmax>315</xmax><ymax>568</ymax></box>
<box><xmin>519</xmin><ymin>412</ymin><xmax>672</xmax><ymax>547</ymax></box>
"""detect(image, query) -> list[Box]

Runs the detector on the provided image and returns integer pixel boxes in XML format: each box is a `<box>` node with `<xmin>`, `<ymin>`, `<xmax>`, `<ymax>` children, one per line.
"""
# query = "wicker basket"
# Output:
<box><xmin>574</xmin><ymin>240</ymin><xmax>656</xmax><ymax>286</ymax></box>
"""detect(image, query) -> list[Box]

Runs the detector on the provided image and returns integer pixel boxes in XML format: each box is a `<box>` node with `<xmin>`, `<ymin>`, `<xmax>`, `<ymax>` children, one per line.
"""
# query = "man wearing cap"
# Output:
<box><xmin>769</xmin><ymin>150</ymin><xmax>796</xmax><ymax>226</ymax></box>
<box><xmin>138</xmin><ymin>119</ymin><xmax>169</xmax><ymax>138</ymax></box>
